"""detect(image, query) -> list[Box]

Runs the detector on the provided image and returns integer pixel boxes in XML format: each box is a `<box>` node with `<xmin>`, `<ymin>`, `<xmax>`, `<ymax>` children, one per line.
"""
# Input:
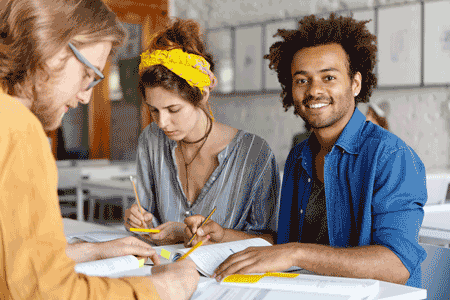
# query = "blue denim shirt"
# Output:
<box><xmin>277</xmin><ymin>108</ymin><xmax>427</xmax><ymax>288</ymax></box>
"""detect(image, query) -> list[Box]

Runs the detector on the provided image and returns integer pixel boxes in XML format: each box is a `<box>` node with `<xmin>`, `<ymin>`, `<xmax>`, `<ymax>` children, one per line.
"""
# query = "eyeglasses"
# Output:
<box><xmin>68</xmin><ymin>42</ymin><xmax>105</xmax><ymax>90</ymax></box>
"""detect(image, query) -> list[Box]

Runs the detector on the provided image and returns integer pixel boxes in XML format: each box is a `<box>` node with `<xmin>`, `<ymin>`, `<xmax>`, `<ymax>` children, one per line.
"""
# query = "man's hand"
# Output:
<box><xmin>212</xmin><ymin>244</ymin><xmax>298</xmax><ymax>281</ymax></box>
<box><xmin>139</xmin><ymin>221</ymin><xmax>187</xmax><ymax>246</ymax></box>
<box><xmin>151</xmin><ymin>259</ymin><xmax>200</xmax><ymax>300</ymax></box>
<box><xmin>184</xmin><ymin>214</ymin><xmax>225</xmax><ymax>246</ymax></box>
<box><xmin>66</xmin><ymin>236</ymin><xmax>160</xmax><ymax>265</ymax></box>
<box><xmin>124</xmin><ymin>203</ymin><xmax>154</xmax><ymax>229</ymax></box>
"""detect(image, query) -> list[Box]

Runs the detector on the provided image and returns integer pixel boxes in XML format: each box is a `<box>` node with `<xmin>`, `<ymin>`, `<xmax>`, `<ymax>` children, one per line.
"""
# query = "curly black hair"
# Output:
<box><xmin>264</xmin><ymin>13</ymin><xmax>377</xmax><ymax>111</ymax></box>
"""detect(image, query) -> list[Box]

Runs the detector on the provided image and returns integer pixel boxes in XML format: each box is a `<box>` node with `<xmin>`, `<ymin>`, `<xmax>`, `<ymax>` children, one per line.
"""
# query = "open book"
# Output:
<box><xmin>152</xmin><ymin>238</ymin><xmax>300</xmax><ymax>277</ymax></box>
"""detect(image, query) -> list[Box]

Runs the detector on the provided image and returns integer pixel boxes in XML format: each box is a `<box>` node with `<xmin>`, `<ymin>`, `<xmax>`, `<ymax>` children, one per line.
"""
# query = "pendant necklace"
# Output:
<box><xmin>179</xmin><ymin>113</ymin><xmax>213</xmax><ymax>203</ymax></box>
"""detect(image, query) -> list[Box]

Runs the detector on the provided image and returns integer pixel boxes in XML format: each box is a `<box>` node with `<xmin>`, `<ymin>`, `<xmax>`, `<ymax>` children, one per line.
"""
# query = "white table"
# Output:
<box><xmin>76</xmin><ymin>178</ymin><xmax>135</xmax><ymax>222</ymax></box>
<box><xmin>419</xmin><ymin>203</ymin><xmax>450</xmax><ymax>246</ymax></box>
<box><xmin>57</xmin><ymin>161</ymin><xmax>136</xmax><ymax>221</ymax></box>
<box><xmin>62</xmin><ymin>219</ymin><xmax>427</xmax><ymax>300</ymax></box>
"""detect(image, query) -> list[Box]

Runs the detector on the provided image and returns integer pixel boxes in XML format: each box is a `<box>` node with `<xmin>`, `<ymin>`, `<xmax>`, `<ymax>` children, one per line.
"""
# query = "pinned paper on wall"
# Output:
<box><xmin>377</xmin><ymin>3</ymin><xmax>421</xmax><ymax>87</ymax></box>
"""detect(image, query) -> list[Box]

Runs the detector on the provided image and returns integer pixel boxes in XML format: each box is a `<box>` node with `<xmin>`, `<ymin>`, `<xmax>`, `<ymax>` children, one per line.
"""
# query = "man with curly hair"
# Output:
<box><xmin>213</xmin><ymin>13</ymin><xmax>426</xmax><ymax>288</ymax></box>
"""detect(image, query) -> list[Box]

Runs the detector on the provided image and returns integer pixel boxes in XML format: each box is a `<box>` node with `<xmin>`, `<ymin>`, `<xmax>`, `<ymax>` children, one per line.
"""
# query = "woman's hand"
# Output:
<box><xmin>124</xmin><ymin>203</ymin><xmax>154</xmax><ymax>230</ymax></box>
<box><xmin>184</xmin><ymin>214</ymin><xmax>225</xmax><ymax>246</ymax></box>
<box><xmin>140</xmin><ymin>222</ymin><xmax>187</xmax><ymax>246</ymax></box>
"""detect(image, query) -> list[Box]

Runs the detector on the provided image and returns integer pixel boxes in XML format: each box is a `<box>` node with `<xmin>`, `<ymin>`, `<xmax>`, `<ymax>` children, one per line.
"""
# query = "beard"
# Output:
<box><xmin>30</xmin><ymin>79</ymin><xmax>64</xmax><ymax>132</ymax></box>
<box><xmin>293</xmin><ymin>87</ymin><xmax>354</xmax><ymax>130</ymax></box>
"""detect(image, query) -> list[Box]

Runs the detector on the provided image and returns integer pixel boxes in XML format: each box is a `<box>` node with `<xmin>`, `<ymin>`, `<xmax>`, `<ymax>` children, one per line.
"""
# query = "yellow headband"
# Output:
<box><xmin>139</xmin><ymin>48</ymin><xmax>217</xmax><ymax>94</ymax></box>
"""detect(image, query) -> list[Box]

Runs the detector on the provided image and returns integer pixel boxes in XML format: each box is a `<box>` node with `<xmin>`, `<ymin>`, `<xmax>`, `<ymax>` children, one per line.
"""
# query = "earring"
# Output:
<box><xmin>354</xmin><ymin>93</ymin><xmax>358</xmax><ymax>97</ymax></box>
<box><xmin>207</xmin><ymin>103</ymin><xmax>215</xmax><ymax>122</ymax></box>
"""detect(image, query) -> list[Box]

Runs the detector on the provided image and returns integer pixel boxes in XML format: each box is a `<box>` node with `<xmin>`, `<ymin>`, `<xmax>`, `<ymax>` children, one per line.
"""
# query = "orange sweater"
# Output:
<box><xmin>0</xmin><ymin>89</ymin><xmax>161</xmax><ymax>299</ymax></box>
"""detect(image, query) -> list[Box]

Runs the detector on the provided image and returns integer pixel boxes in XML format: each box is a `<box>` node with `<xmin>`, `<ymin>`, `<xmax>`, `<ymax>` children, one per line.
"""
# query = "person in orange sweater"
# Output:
<box><xmin>0</xmin><ymin>0</ymin><xmax>198</xmax><ymax>299</ymax></box>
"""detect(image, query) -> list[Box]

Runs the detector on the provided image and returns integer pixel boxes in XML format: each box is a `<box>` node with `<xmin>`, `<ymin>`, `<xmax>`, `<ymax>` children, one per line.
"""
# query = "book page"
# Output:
<box><xmin>74</xmin><ymin>255</ymin><xmax>140</xmax><ymax>277</ymax></box>
<box><xmin>176</xmin><ymin>238</ymin><xmax>272</xmax><ymax>277</ymax></box>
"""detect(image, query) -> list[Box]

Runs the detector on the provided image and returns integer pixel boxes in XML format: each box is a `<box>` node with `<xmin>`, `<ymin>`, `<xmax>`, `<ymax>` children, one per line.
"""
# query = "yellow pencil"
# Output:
<box><xmin>130</xmin><ymin>228</ymin><xmax>161</xmax><ymax>233</ymax></box>
<box><xmin>129</xmin><ymin>175</ymin><xmax>145</xmax><ymax>227</ymax></box>
<box><xmin>178</xmin><ymin>240</ymin><xmax>204</xmax><ymax>261</ymax></box>
<box><xmin>188</xmin><ymin>207</ymin><xmax>216</xmax><ymax>245</ymax></box>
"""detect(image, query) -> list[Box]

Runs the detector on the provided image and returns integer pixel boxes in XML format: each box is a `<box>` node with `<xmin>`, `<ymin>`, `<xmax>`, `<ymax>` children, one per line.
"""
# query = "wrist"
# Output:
<box><xmin>175</xmin><ymin>222</ymin><xmax>188</xmax><ymax>243</ymax></box>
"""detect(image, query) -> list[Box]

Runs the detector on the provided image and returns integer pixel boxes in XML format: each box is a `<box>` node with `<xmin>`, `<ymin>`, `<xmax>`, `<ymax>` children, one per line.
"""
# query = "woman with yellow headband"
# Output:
<box><xmin>124</xmin><ymin>19</ymin><xmax>280</xmax><ymax>247</ymax></box>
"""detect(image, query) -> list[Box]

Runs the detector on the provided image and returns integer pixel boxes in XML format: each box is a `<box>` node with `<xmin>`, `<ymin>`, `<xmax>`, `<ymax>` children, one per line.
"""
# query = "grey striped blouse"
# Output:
<box><xmin>134</xmin><ymin>123</ymin><xmax>281</xmax><ymax>234</ymax></box>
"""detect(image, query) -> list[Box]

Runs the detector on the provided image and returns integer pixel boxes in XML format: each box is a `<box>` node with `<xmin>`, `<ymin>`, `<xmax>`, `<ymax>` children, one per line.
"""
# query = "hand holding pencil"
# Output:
<box><xmin>184</xmin><ymin>207</ymin><xmax>221</xmax><ymax>246</ymax></box>
<box><xmin>124</xmin><ymin>176</ymin><xmax>157</xmax><ymax>231</ymax></box>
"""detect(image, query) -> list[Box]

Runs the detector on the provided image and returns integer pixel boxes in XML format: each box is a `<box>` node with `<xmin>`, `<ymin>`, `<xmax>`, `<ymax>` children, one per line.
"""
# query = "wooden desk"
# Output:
<box><xmin>62</xmin><ymin>219</ymin><xmax>427</xmax><ymax>300</ymax></box>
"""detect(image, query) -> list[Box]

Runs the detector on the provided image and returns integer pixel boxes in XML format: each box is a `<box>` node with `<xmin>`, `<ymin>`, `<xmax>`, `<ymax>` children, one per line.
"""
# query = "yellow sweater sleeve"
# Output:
<box><xmin>0</xmin><ymin>93</ymin><xmax>161</xmax><ymax>300</ymax></box>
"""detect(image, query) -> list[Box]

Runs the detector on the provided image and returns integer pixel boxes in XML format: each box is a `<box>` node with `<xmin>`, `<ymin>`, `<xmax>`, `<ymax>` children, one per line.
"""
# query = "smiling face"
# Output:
<box><xmin>32</xmin><ymin>42</ymin><xmax>112</xmax><ymax>131</ymax></box>
<box><xmin>291</xmin><ymin>43</ymin><xmax>361</xmax><ymax>133</ymax></box>
<box><xmin>145</xmin><ymin>86</ymin><xmax>205</xmax><ymax>141</ymax></box>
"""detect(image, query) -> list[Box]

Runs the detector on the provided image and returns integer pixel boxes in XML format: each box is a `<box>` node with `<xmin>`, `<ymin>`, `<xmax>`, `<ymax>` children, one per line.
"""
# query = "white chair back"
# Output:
<box><xmin>426</xmin><ymin>174</ymin><xmax>450</xmax><ymax>205</ymax></box>
<box><xmin>420</xmin><ymin>243</ymin><xmax>450</xmax><ymax>300</ymax></box>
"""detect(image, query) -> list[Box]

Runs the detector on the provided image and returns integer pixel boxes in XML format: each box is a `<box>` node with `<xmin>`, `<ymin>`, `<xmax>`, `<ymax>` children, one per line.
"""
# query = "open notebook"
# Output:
<box><xmin>72</xmin><ymin>237</ymin><xmax>300</xmax><ymax>278</ymax></box>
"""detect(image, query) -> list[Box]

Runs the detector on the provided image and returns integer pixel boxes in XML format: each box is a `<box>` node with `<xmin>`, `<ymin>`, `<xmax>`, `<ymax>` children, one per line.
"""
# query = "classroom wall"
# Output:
<box><xmin>173</xmin><ymin>0</ymin><xmax>450</xmax><ymax>172</ymax></box>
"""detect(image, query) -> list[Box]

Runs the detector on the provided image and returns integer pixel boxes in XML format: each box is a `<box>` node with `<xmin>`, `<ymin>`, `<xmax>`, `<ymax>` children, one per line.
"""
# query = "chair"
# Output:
<box><xmin>78</xmin><ymin>162</ymin><xmax>137</xmax><ymax>222</ymax></box>
<box><xmin>425</xmin><ymin>174</ymin><xmax>450</xmax><ymax>205</ymax></box>
<box><xmin>420</xmin><ymin>243</ymin><xmax>450</xmax><ymax>300</ymax></box>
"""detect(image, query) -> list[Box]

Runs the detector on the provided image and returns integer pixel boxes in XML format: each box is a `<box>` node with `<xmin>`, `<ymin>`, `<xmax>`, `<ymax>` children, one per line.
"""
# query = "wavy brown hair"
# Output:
<box><xmin>265</xmin><ymin>13</ymin><xmax>377</xmax><ymax>111</ymax></box>
<box><xmin>0</xmin><ymin>0</ymin><xmax>126</xmax><ymax>98</ymax></box>
<box><xmin>138</xmin><ymin>18</ymin><xmax>215</xmax><ymax>107</ymax></box>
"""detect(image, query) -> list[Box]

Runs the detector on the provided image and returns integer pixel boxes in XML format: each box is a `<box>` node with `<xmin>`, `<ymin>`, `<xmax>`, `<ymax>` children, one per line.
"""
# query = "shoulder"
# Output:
<box><xmin>361</xmin><ymin>122</ymin><xmax>418</xmax><ymax>154</ymax></box>
<box><xmin>359</xmin><ymin>122</ymin><xmax>424</xmax><ymax>168</ymax></box>
<box><xmin>0</xmin><ymin>93</ymin><xmax>45</xmax><ymax>143</ymax></box>
<box><xmin>138</xmin><ymin>122</ymin><xmax>169</xmax><ymax>148</ymax></box>
<box><xmin>238</xmin><ymin>131</ymin><xmax>276</xmax><ymax>156</ymax></box>
<box><xmin>0</xmin><ymin>93</ymin><xmax>54</xmax><ymax>173</ymax></box>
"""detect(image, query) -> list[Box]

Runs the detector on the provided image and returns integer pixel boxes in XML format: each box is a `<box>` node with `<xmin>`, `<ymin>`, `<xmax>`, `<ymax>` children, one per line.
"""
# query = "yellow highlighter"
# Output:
<box><xmin>130</xmin><ymin>228</ymin><xmax>161</xmax><ymax>233</ymax></box>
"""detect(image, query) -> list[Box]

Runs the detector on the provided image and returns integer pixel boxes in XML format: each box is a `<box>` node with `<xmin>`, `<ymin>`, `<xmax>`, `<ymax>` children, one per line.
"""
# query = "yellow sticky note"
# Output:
<box><xmin>264</xmin><ymin>272</ymin><xmax>299</xmax><ymax>278</ymax></box>
<box><xmin>160</xmin><ymin>248</ymin><xmax>171</xmax><ymax>260</ymax></box>
<box><xmin>138</xmin><ymin>259</ymin><xmax>145</xmax><ymax>268</ymax></box>
<box><xmin>222</xmin><ymin>274</ymin><xmax>264</xmax><ymax>284</ymax></box>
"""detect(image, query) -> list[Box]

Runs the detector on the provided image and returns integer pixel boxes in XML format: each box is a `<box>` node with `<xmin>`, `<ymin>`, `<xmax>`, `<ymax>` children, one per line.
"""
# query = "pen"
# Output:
<box><xmin>130</xmin><ymin>228</ymin><xmax>161</xmax><ymax>233</ymax></box>
<box><xmin>187</xmin><ymin>206</ymin><xmax>216</xmax><ymax>245</ymax></box>
<box><xmin>177</xmin><ymin>240</ymin><xmax>204</xmax><ymax>261</ymax></box>
<box><xmin>129</xmin><ymin>175</ymin><xmax>146</xmax><ymax>227</ymax></box>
